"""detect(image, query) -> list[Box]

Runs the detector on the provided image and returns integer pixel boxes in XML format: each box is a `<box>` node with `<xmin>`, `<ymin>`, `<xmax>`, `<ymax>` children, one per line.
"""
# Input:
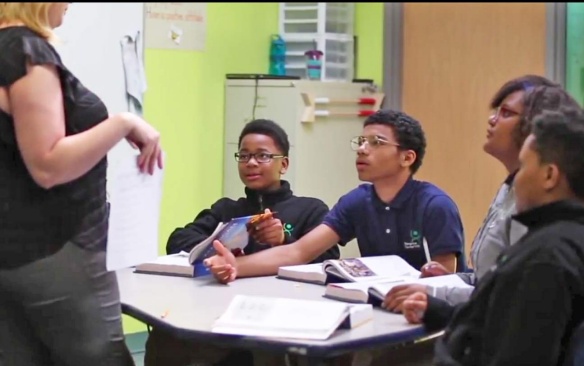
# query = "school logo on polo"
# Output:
<box><xmin>283</xmin><ymin>223</ymin><xmax>294</xmax><ymax>235</ymax></box>
<box><xmin>404</xmin><ymin>229</ymin><xmax>421</xmax><ymax>249</ymax></box>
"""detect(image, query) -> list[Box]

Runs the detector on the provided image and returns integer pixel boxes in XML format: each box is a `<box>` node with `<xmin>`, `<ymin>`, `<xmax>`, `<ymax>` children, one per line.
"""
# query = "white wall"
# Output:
<box><xmin>53</xmin><ymin>2</ymin><xmax>145</xmax><ymax>181</ymax></box>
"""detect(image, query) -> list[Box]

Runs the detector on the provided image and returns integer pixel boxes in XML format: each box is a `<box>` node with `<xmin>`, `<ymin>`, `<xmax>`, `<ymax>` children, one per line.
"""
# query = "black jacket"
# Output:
<box><xmin>428</xmin><ymin>200</ymin><xmax>584</xmax><ymax>366</ymax></box>
<box><xmin>166</xmin><ymin>180</ymin><xmax>340</xmax><ymax>263</ymax></box>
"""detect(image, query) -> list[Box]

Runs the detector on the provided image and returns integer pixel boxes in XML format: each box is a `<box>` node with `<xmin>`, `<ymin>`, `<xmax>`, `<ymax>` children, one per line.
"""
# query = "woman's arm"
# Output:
<box><xmin>9</xmin><ymin>62</ymin><xmax>134</xmax><ymax>189</ymax></box>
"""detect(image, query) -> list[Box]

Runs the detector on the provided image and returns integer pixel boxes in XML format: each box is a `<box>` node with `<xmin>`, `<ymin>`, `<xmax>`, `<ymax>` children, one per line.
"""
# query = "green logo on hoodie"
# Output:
<box><xmin>283</xmin><ymin>223</ymin><xmax>294</xmax><ymax>235</ymax></box>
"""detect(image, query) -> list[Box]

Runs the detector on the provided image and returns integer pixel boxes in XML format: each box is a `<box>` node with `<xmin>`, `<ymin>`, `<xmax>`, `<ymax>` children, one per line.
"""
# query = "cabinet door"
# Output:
<box><xmin>252</xmin><ymin>86</ymin><xmax>300</xmax><ymax>146</ymax></box>
<box><xmin>224</xmin><ymin>86</ymin><xmax>260</xmax><ymax>144</ymax></box>
<box><xmin>223</xmin><ymin>142</ymin><xmax>244</xmax><ymax>200</ymax></box>
<box><xmin>295</xmin><ymin>116</ymin><xmax>363</xmax><ymax>259</ymax></box>
<box><xmin>224</xmin><ymin>84</ymin><xmax>298</xmax><ymax>145</ymax></box>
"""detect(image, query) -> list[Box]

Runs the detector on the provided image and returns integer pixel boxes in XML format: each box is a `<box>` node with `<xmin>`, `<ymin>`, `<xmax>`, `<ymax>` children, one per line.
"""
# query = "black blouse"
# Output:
<box><xmin>0</xmin><ymin>26</ymin><xmax>110</xmax><ymax>269</ymax></box>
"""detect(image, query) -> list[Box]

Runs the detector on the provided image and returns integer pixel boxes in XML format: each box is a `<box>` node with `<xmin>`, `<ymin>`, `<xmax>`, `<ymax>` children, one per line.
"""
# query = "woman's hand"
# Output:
<box><xmin>123</xmin><ymin>112</ymin><xmax>163</xmax><ymax>174</ymax></box>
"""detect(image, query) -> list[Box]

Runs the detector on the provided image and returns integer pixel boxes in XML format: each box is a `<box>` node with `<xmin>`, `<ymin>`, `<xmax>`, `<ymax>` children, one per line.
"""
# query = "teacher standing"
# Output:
<box><xmin>0</xmin><ymin>3</ymin><xmax>163</xmax><ymax>366</ymax></box>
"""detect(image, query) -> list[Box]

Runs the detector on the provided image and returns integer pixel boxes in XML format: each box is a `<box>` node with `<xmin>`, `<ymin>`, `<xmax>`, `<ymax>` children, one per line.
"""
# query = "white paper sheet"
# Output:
<box><xmin>121</xmin><ymin>31</ymin><xmax>147</xmax><ymax>115</ymax></box>
<box><xmin>106</xmin><ymin>152</ymin><xmax>164</xmax><ymax>271</ymax></box>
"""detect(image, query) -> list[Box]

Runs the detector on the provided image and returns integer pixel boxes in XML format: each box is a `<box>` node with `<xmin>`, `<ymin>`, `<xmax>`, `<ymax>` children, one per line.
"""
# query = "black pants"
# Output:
<box><xmin>0</xmin><ymin>242</ymin><xmax>134</xmax><ymax>366</ymax></box>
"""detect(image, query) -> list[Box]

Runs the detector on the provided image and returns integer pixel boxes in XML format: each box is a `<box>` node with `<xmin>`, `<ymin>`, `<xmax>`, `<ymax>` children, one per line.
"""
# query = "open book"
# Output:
<box><xmin>324</xmin><ymin>274</ymin><xmax>473</xmax><ymax>305</ymax></box>
<box><xmin>188</xmin><ymin>212</ymin><xmax>274</xmax><ymax>265</ymax></box>
<box><xmin>212</xmin><ymin>295</ymin><xmax>373</xmax><ymax>341</ymax></box>
<box><xmin>277</xmin><ymin>255</ymin><xmax>422</xmax><ymax>285</ymax></box>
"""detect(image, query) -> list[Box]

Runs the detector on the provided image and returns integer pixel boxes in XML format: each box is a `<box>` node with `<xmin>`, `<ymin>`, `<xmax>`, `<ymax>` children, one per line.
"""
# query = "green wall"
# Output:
<box><xmin>355</xmin><ymin>3</ymin><xmax>384</xmax><ymax>86</ymax></box>
<box><xmin>122</xmin><ymin>2</ymin><xmax>384</xmax><ymax>334</ymax></box>
<box><xmin>567</xmin><ymin>3</ymin><xmax>584</xmax><ymax>106</ymax></box>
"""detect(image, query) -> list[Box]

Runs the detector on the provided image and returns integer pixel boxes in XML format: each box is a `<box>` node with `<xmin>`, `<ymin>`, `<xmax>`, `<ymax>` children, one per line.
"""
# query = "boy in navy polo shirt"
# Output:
<box><xmin>205</xmin><ymin>109</ymin><xmax>466</xmax><ymax>283</ymax></box>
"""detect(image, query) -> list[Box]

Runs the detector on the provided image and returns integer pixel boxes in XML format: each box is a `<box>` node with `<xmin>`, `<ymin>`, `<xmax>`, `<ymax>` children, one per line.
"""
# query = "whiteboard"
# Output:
<box><xmin>53</xmin><ymin>2</ymin><xmax>145</xmax><ymax>183</ymax></box>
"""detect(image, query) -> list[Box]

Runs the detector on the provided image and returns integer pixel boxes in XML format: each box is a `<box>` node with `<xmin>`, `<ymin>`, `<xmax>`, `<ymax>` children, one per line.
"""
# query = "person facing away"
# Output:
<box><xmin>402</xmin><ymin>106</ymin><xmax>584</xmax><ymax>366</ymax></box>
<box><xmin>383</xmin><ymin>77</ymin><xmax>584</xmax><ymax>312</ymax></box>
<box><xmin>166</xmin><ymin>118</ymin><xmax>340</xmax><ymax>261</ymax></box>
<box><xmin>0</xmin><ymin>3</ymin><xmax>163</xmax><ymax>366</ymax></box>
<box><xmin>204</xmin><ymin>109</ymin><xmax>466</xmax><ymax>284</ymax></box>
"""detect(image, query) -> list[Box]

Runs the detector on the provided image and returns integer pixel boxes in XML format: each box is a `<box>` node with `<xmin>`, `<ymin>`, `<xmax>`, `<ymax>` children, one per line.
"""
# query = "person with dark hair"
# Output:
<box><xmin>144</xmin><ymin>118</ymin><xmax>339</xmax><ymax>366</ymax></box>
<box><xmin>166</xmin><ymin>118</ymin><xmax>337</xmax><ymax>256</ymax></box>
<box><xmin>383</xmin><ymin>77</ymin><xmax>583</xmax><ymax>312</ymax></box>
<box><xmin>205</xmin><ymin>108</ymin><xmax>465</xmax><ymax>282</ymax></box>
<box><xmin>402</xmin><ymin>106</ymin><xmax>584</xmax><ymax>366</ymax></box>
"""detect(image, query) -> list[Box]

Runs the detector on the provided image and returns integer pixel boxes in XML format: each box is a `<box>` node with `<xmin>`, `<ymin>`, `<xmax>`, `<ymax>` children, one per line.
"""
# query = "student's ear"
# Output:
<box><xmin>400</xmin><ymin>150</ymin><xmax>416</xmax><ymax>169</ymax></box>
<box><xmin>279</xmin><ymin>156</ymin><xmax>289</xmax><ymax>175</ymax></box>
<box><xmin>542</xmin><ymin>163</ymin><xmax>561</xmax><ymax>191</ymax></box>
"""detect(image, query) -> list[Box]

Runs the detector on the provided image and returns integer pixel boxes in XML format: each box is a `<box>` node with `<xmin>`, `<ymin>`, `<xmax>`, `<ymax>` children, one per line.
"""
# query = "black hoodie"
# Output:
<box><xmin>166</xmin><ymin>180</ymin><xmax>340</xmax><ymax>263</ymax></box>
<box><xmin>427</xmin><ymin>200</ymin><xmax>584</xmax><ymax>366</ymax></box>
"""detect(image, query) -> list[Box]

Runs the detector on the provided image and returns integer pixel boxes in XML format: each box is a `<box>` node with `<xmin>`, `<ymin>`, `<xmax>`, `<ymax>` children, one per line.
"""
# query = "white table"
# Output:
<box><xmin>116</xmin><ymin>268</ymin><xmax>437</xmax><ymax>363</ymax></box>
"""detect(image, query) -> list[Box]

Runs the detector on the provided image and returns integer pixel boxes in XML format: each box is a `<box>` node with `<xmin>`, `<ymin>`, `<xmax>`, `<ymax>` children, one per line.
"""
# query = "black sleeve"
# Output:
<box><xmin>0</xmin><ymin>32</ymin><xmax>63</xmax><ymax>147</ymax></box>
<box><xmin>482</xmin><ymin>263</ymin><xmax>572</xmax><ymax>366</ymax></box>
<box><xmin>166</xmin><ymin>199</ymin><xmax>230</xmax><ymax>254</ymax></box>
<box><xmin>422</xmin><ymin>295</ymin><xmax>457</xmax><ymax>332</ymax></box>
<box><xmin>284</xmin><ymin>199</ymin><xmax>340</xmax><ymax>263</ymax></box>
<box><xmin>0</xmin><ymin>33</ymin><xmax>62</xmax><ymax>88</ymax></box>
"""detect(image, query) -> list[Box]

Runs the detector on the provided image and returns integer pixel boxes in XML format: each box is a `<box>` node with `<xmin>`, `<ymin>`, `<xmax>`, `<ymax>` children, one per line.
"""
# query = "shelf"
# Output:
<box><xmin>279</xmin><ymin>3</ymin><xmax>354</xmax><ymax>36</ymax></box>
<box><xmin>278</xmin><ymin>3</ymin><xmax>355</xmax><ymax>82</ymax></box>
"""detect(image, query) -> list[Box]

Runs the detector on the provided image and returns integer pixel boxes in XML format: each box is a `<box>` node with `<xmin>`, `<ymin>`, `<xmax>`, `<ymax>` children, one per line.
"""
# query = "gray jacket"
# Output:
<box><xmin>427</xmin><ymin>177</ymin><xmax>528</xmax><ymax>305</ymax></box>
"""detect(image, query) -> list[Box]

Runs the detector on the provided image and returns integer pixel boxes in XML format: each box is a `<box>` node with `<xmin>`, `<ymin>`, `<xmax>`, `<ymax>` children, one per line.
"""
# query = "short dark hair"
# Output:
<box><xmin>238</xmin><ymin>119</ymin><xmax>290</xmax><ymax>156</ymax></box>
<box><xmin>363</xmin><ymin>109</ymin><xmax>426</xmax><ymax>174</ymax></box>
<box><xmin>519</xmin><ymin>85</ymin><xmax>583</xmax><ymax>145</ymax></box>
<box><xmin>490</xmin><ymin>75</ymin><xmax>559</xmax><ymax>147</ymax></box>
<box><xmin>531</xmin><ymin>108</ymin><xmax>584</xmax><ymax>199</ymax></box>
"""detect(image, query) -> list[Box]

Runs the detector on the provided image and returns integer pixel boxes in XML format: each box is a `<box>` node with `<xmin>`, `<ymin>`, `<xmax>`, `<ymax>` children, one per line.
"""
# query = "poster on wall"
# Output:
<box><xmin>145</xmin><ymin>3</ymin><xmax>206</xmax><ymax>51</ymax></box>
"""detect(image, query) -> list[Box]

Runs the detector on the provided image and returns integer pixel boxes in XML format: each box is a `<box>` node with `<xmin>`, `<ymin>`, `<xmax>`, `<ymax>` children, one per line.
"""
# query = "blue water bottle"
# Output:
<box><xmin>269</xmin><ymin>35</ymin><xmax>286</xmax><ymax>76</ymax></box>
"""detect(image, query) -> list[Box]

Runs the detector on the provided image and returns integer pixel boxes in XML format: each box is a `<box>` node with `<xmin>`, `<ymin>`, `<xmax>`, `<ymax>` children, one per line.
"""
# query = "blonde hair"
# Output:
<box><xmin>0</xmin><ymin>3</ymin><xmax>54</xmax><ymax>40</ymax></box>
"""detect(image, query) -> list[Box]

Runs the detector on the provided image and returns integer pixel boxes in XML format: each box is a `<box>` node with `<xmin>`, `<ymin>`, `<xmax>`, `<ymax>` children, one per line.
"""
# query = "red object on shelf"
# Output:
<box><xmin>357</xmin><ymin>97</ymin><xmax>377</xmax><ymax>105</ymax></box>
<box><xmin>358</xmin><ymin>110</ymin><xmax>376</xmax><ymax>117</ymax></box>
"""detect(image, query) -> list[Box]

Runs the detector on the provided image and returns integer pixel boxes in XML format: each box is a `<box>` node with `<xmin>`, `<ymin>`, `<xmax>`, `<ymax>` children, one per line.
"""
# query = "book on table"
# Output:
<box><xmin>324</xmin><ymin>274</ymin><xmax>474</xmax><ymax>305</ymax></box>
<box><xmin>134</xmin><ymin>252</ymin><xmax>194</xmax><ymax>277</ymax></box>
<box><xmin>133</xmin><ymin>212</ymin><xmax>273</xmax><ymax>277</ymax></box>
<box><xmin>211</xmin><ymin>294</ymin><xmax>374</xmax><ymax>341</ymax></box>
<box><xmin>277</xmin><ymin>255</ymin><xmax>422</xmax><ymax>285</ymax></box>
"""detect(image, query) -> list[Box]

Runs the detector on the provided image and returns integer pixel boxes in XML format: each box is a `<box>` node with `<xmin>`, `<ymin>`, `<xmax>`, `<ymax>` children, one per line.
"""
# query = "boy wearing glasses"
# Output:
<box><xmin>166</xmin><ymin>118</ymin><xmax>340</xmax><ymax>260</ymax></box>
<box><xmin>206</xmin><ymin>109</ymin><xmax>465</xmax><ymax>285</ymax></box>
<box><xmin>144</xmin><ymin>119</ymin><xmax>340</xmax><ymax>366</ymax></box>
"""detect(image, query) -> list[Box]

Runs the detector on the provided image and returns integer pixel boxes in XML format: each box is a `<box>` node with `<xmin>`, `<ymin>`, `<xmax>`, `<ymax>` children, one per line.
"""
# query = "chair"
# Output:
<box><xmin>563</xmin><ymin>320</ymin><xmax>584</xmax><ymax>366</ymax></box>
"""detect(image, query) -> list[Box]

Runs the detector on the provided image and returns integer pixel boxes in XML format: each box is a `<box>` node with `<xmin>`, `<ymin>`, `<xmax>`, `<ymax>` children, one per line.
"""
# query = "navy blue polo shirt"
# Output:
<box><xmin>322</xmin><ymin>178</ymin><xmax>466</xmax><ymax>272</ymax></box>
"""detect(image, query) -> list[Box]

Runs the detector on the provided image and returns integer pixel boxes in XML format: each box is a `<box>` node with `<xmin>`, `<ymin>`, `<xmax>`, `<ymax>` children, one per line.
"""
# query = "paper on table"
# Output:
<box><xmin>106</xmin><ymin>152</ymin><xmax>164</xmax><ymax>271</ymax></box>
<box><xmin>146</xmin><ymin>253</ymin><xmax>191</xmax><ymax>266</ymax></box>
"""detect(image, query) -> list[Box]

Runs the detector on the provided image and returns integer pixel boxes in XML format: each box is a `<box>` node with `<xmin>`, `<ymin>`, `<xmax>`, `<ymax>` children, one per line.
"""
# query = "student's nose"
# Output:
<box><xmin>488</xmin><ymin>113</ymin><xmax>498</xmax><ymax>127</ymax></box>
<box><xmin>357</xmin><ymin>143</ymin><xmax>369</xmax><ymax>155</ymax></box>
<box><xmin>246</xmin><ymin>156</ymin><xmax>259</xmax><ymax>167</ymax></box>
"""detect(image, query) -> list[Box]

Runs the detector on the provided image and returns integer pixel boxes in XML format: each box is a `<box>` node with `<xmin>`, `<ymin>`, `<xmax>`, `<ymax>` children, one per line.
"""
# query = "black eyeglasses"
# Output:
<box><xmin>234</xmin><ymin>152</ymin><xmax>286</xmax><ymax>163</ymax></box>
<box><xmin>350</xmin><ymin>136</ymin><xmax>400</xmax><ymax>151</ymax></box>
